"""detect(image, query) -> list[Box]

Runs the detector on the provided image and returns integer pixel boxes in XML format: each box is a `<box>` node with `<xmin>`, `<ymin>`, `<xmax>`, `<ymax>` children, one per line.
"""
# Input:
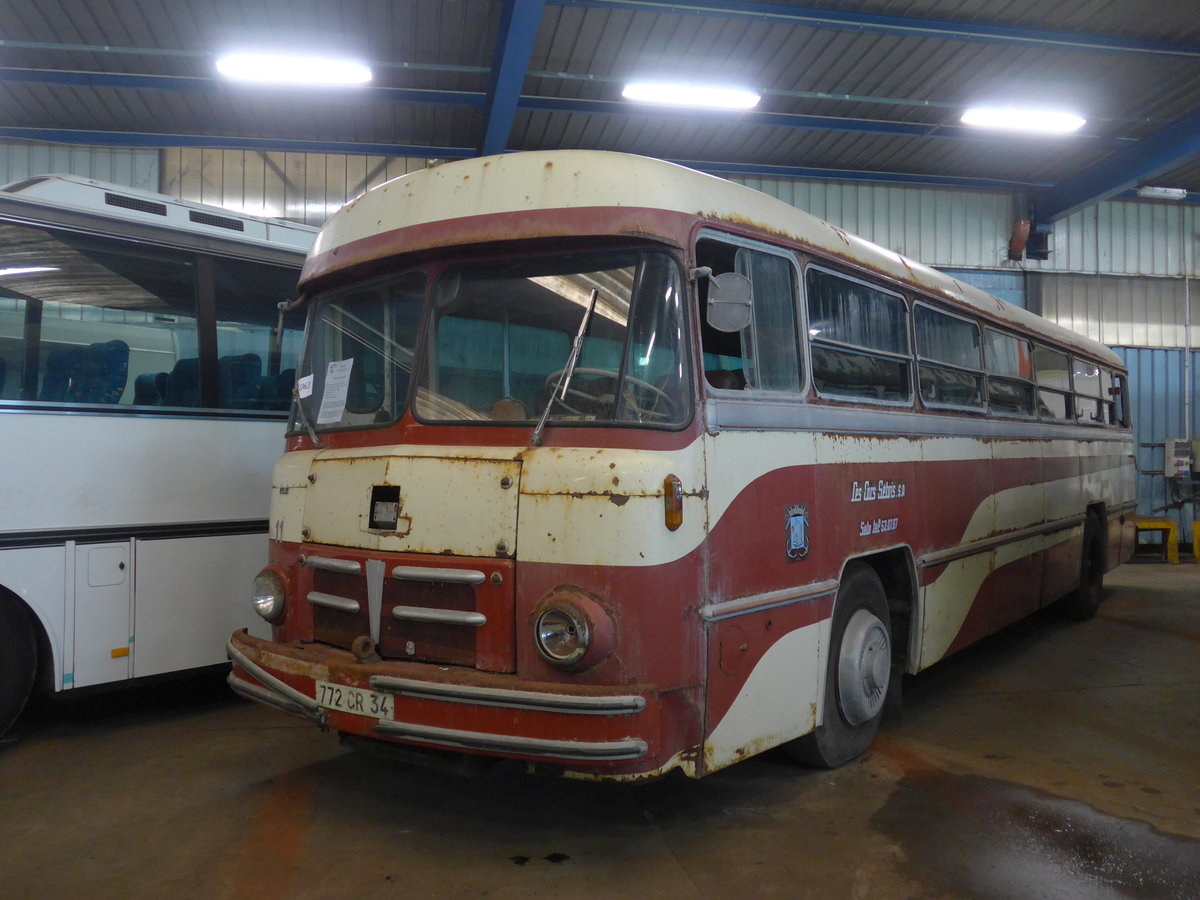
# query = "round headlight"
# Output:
<box><xmin>535</xmin><ymin>606</ymin><xmax>590</xmax><ymax>666</ymax></box>
<box><xmin>252</xmin><ymin>570</ymin><xmax>287</xmax><ymax>622</ymax></box>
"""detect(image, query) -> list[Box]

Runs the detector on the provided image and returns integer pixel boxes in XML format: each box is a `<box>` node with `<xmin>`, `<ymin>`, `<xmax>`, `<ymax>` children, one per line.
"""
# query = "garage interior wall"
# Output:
<box><xmin>3</xmin><ymin>140</ymin><xmax>1195</xmax><ymax>542</ymax></box>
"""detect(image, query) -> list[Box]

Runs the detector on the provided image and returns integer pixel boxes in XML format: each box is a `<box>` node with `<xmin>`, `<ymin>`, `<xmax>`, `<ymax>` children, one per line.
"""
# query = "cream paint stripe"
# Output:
<box><xmin>917</xmin><ymin>524</ymin><xmax>1082</xmax><ymax>668</ymax></box>
<box><xmin>274</xmin><ymin>436</ymin><xmax>1131</xmax><ymax>569</ymax></box>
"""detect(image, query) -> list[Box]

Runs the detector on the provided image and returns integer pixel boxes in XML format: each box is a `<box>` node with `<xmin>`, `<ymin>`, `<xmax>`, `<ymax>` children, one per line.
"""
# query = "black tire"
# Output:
<box><xmin>1061</xmin><ymin>511</ymin><xmax>1106</xmax><ymax>621</ymax></box>
<box><xmin>788</xmin><ymin>563</ymin><xmax>892</xmax><ymax>768</ymax></box>
<box><xmin>0</xmin><ymin>595</ymin><xmax>38</xmax><ymax>737</ymax></box>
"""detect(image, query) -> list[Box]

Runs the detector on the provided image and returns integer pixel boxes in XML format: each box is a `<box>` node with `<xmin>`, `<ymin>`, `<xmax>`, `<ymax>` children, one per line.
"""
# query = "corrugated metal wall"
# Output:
<box><xmin>1114</xmin><ymin>347</ymin><xmax>1199</xmax><ymax>543</ymax></box>
<box><xmin>0</xmin><ymin>141</ymin><xmax>158</xmax><ymax>190</ymax></box>
<box><xmin>159</xmin><ymin>148</ymin><xmax>432</xmax><ymax>227</ymax></box>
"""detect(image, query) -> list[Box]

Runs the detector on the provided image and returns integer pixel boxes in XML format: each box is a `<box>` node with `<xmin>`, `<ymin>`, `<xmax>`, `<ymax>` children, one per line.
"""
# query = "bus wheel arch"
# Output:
<box><xmin>0</xmin><ymin>588</ymin><xmax>42</xmax><ymax>737</ymax></box>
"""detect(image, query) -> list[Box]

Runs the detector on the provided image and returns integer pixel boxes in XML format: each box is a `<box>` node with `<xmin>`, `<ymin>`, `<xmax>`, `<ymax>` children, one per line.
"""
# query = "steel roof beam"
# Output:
<box><xmin>555</xmin><ymin>1</ymin><xmax>1200</xmax><ymax>58</ymax></box>
<box><xmin>480</xmin><ymin>0</ymin><xmax>547</xmax><ymax>156</ymax></box>
<box><xmin>2</xmin><ymin>66</ymin><xmax>1129</xmax><ymax>148</ymax></box>
<box><xmin>1035</xmin><ymin>108</ymin><xmax>1200</xmax><ymax>221</ymax></box>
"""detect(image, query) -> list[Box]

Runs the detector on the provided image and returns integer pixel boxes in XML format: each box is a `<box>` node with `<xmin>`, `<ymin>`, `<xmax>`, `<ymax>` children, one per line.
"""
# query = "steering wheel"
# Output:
<box><xmin>542</xmin><ymin>367</ymin><xmax>677</xmax><ymax>422</ymax></box>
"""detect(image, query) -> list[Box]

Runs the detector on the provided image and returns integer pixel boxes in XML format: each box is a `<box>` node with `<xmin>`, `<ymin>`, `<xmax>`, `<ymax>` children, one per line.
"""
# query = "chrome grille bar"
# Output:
<box><xmin>307</xmin><ymin>591</ymin><xmax>361</xmax><ymax>613</ymax></box>
<box><xmin>390</xmin><ymin>606</ymin><xmax>487</xmax><ymax>627</ymax></box>
<box><xmin>391</xmin><ymin>566</ymin><xmax>486</xmax><ymax>584</ymax></box>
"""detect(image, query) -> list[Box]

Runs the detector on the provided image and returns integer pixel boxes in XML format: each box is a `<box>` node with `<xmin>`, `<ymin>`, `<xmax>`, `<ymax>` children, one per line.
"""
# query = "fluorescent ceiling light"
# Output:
<box><xmin>1137</xmin><ymin>186</ymin><xmax>1188</xmax><ymax>200</ymax></box>
<box><xmin>622</xmin><ymin>82</ymin><xmax>760</xmax><ymax>110</ymax></box>
<box><xmin>216</xmin><ymin>53</ymin><xmax>372</xmax><ymax>86</ymax></box>
<box><xmin>0</xmin><ymin>266</ymin><xmax>58</xmax><ymax>277</ymax></box>
<box><xmin>961</xmin><ymin>107</ymin><xmax>1085</xmax><ymax>134</ymax></box>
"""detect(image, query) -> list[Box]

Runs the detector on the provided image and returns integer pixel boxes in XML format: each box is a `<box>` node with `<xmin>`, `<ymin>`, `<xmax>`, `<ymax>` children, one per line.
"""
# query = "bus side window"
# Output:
<box><xmin>805</xmin><ymin>265</ymin><xmax>911</xmax><ymax>403</ymax></box>
<box><xmin>1033</xmin><ymin>345</ymin><xmax>1073</xmax><ymax>420</ymax></box>
<box><xmin>696</xmin><ymin>237</ymin><xmax>801</xmax><ymax>393</ymax></box>
<box><xmin>0</xmin><ymin>223</ymin><xmax>200</xmax><ymax>407</ymax></box>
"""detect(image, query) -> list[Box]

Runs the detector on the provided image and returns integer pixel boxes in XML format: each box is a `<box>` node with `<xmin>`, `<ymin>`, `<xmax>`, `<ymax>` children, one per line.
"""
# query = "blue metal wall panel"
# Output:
<box><xmin>1113</xmin><ymin>346</ymin><xmax>1197</xmax><ymax>545</ymax></box>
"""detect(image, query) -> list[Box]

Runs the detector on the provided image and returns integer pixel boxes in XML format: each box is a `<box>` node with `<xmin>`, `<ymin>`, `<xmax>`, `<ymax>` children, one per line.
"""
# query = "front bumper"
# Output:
<box><xmin>228</xmin><ymin>631</ymin><xmax>662</xmax><ymax>771</ymax></box>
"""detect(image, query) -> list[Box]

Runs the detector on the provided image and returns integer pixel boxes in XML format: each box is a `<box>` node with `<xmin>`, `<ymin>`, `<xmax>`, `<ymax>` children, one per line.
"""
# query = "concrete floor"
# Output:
<box><xmin>2</xmin><ymin>562</ymin><xmax>1198</xmax><ymax>899</ymax></box>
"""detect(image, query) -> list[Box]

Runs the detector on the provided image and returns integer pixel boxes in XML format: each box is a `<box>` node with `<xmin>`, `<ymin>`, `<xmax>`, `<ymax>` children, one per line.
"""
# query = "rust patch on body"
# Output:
<box><xmin>609</xmin><ymin>493</ymin><xmax>630</xmax><ymax>506</ymax></box>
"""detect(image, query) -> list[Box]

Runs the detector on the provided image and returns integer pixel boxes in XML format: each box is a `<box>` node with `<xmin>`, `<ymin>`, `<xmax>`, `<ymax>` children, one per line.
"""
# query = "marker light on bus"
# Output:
<box><xmin>252</xmin><ymin>569</ymin><xmax>288</xmax><ymax>622</ymax></box>
<box><xmin>664</xmin><ymin>474</ymin><xmax>684</xmax><ymax>532</ymax></box>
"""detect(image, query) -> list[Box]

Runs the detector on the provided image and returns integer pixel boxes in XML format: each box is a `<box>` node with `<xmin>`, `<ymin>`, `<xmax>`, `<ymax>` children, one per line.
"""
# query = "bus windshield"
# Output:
<box><xmin>298</xmin><ymin>248</ymin><xmax>689</xmax><ymax>430</ymax></box>
<box><xmin>419</xmin><ymin>249</ymin><xmax>688</xmax><ymax>427</ymax></box>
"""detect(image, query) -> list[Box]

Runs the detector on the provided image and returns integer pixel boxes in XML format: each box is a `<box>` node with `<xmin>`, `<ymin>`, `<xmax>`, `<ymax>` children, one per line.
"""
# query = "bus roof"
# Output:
<box><xmin>307</xmin><ymin>150</ymin><xmax>1121</xmax><ymax>368</ymax></box>
<box><xmin>1</xmin><ymin>174</ymin><xmax>317</xmax><ymax>252</ymax></box>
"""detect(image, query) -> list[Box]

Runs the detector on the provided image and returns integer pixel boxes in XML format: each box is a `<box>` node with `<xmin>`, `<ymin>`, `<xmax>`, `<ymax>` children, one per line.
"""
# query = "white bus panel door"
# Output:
<box><xmin>132</xmin><ymin>534</ymin><xmax>270</xmax><ymax>679</ymax></box>
<box><xmin>72</xmin><ymin>543</ymin><xmax>132</xmax><ymax>687</ymax></box>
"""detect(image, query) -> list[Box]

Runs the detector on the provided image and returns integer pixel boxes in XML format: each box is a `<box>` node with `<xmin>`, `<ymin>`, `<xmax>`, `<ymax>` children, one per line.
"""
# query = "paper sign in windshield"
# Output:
<box><xmin>316</xmin><ymin>359</ymin><xmax>355</xmax><ymax>424</ymax></box>
<box><xmin>297</xmin><ymin>374</ymin><xmax>314</xmax><ymax>399</ymax></box>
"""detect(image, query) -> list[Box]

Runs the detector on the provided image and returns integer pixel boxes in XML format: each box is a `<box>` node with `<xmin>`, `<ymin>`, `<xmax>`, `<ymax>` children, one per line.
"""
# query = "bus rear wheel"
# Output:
<box><xmin>0</xmin><ymin>595</ymin><xmax>38</xmax><ymax>736</ymax></box>
<box><xmin>788</xmin><ymin>564</ymin><xmax>892</xmax><ymax>768</ymax></box>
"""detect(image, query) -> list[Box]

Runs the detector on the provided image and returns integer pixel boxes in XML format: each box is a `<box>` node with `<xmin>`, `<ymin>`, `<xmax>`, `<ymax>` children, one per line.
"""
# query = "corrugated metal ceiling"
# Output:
<box><xmin>2</xmin><ymin>0</ymin><xmax>1200</xmax><ymax>224</ymax></box>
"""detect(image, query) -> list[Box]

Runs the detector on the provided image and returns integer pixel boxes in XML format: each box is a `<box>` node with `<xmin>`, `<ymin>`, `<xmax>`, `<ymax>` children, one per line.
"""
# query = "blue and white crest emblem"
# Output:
<box><xmin>786</xmin><ymin>505</ymin><xmax>809</xmax><ymax>560</ymax></box>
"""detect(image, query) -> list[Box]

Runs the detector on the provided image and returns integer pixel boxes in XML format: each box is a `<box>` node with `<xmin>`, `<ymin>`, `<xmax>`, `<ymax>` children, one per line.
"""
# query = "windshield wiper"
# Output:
<box><xmin>532</xmin><ymin>287</ymin><xmax>598</xmax><ymax>447</ymax></box>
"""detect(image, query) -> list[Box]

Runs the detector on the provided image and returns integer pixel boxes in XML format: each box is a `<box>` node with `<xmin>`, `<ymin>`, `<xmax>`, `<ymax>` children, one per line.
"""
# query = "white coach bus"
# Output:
<box><xmin>0</xmin><ymin>174</ymin><xmax>316</xmax><ymax>734</ymax></box>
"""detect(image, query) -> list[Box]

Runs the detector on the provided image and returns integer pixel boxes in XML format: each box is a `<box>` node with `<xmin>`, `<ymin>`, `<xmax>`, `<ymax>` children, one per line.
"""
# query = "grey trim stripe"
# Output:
<box><xmin>370</xmin><ymin>675</ymin><xmax>646</xmax><ymax>715</ymax></box>
<box><xmin>701</xmin><ymin>579</ymin><xmax>840</xmax><ymax>622</ymax></box>
<box><xmin>372</xmin><ymin>720</ymin><xmax>648</xmax><ymax>760</ymax></box>
<box><xmin>917</xmin><ymin>514</ymin><xmax>1086</xmax><ymax>569</ymax></box>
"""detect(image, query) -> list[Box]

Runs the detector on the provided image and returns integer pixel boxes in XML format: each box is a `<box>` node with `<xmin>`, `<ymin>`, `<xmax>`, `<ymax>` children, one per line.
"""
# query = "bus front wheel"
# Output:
<box><xmin>788</xmin><ymin>564</ymin><xmax>892</xmax><ymax>768</ymax></box>
<box><xmin>0</xmin><ymin>594</ymin><xmax>38</xmax><ymax>737</ymax></box>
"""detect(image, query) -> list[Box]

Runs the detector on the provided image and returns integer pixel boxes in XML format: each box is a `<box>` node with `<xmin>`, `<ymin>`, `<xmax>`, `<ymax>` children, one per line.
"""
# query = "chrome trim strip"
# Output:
<box><xmin>371</xmin><ymin>720</ymin><xmax>648</xmax><ymax>760</ymax></box>
<box><xmin>227</xmin><ymin>673</ymin><xmax>315</xmax><ymax>721</ymax></box>
<box><xmin>1111</xmin><ymin>500</ymin><xmax>1138</xmax><ymax>516</ymax></box>
<box><xmin>307</xmin><ymin>591</ymin><xmax>361</xmax><ymax>613</ymax></box>
<box><xmin>302</xmin><ymin>555</ymin><xmax>362</xmax><ymax>575</ymax></box>
<box><xmin>366</xmin><ymin>559</ymin><xmax>385</xmax><ymax>644</ymax></box>
<box><xmin>370</xmin><ymin>676</ymin><xmax>646</xmax><ymax>715</ymax></box>
<box><xmin>917</xmin><ymin>514</ymin><xmax>1087</xmax><ymax>569</ymax></box>
<box><xmin>392</xmin><ymin>566</ymin><xmax>486</xmax><ymax>584</ymax></box>
<box><xmin>700</xmin><ymin>579</ymin><xmax>840</xmax><ymax>622</ymax></box>
<box><xmin>390</xmin><ymin>606</ymin><xmax>487</xmax><ymax>627</ymax></box>
<box><xmin>226</xmin><ymin>640</ymin><xmax>325</xmax><ymax>725</ymax></box>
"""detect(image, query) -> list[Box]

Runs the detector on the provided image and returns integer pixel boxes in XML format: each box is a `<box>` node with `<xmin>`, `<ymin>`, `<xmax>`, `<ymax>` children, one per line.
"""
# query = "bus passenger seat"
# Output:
<box><xmin>134</xmin><ymin>373</ymin><xmax>163</xmax><ymax>405</ymax></box>
<box><xmin>705</xmin><ymin>369</ymin><xmax>746</xmax><ymax>390</ymax></box>
<box><xmin>218</xmin><ymin>353</ymin><xmax>264</xmax><ymax>409</ymax></box>
<box><xmin>63</xmin><ymin>340</ymin><xmax>129</xmax><ymax>404</ymax></box>
<box><xmin>163</xmin><ymin>358</ymin><xmax>200</xmax><ymax>407</ymax></box>
<box><xmin>489</xmin><ymin>396</ymin><xmax>528</xmax><ymax>420</ymax></box>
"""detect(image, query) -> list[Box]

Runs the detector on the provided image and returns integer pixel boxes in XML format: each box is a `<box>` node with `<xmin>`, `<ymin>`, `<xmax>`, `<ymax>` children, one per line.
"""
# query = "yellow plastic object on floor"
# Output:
<box><xmin>1134</xmin><ymin>517</ymin><xmax>1179</xmax><ymax>564</ymax></box>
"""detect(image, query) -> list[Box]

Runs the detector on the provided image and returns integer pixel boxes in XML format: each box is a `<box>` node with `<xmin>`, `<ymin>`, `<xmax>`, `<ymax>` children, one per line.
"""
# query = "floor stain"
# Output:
<box><xmin>872</xmin><ymin>766</ymin><xmax>1200</xmax><ymax>899</ymax></box>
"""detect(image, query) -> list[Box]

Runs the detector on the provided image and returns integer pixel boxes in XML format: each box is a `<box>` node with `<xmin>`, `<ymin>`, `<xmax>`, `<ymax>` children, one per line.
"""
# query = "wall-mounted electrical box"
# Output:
<box><xmin>1166</xmin><ymin>438</ymin><xmax>1194</xmax><ymax>478</ymax></box>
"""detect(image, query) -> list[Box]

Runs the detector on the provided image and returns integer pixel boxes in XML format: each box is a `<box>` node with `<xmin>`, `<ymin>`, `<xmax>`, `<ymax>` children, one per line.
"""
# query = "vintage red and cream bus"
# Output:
<box><xmin>228</xmin><ymin>150</ymin><xmax>1136</xmax><ymax>779</ymax></box>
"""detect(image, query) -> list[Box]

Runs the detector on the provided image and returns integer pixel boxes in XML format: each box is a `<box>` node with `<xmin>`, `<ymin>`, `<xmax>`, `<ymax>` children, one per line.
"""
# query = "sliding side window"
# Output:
<box><xmin>806</xmin><ymin>265</ymin><xmax>910</xmax><ymax>403</ymax></box>
<box><xmin>1033</xmin><ymin>346</ymin><xmax>1072</xmax><ymax>420</ymax></box>
<box><xmin>695</xmin><ymin>236</ymin><xmax>801</xmax><ymax>393</ymax></box>
<box><xmin>1073</xmin><ymin>358</ymin><xmax>1116</xmax><ymax>426</ymax></box>
<box><xmin>915</xmin><ymin>304</ymin><xmax>983</xmax><ymax>409</ymax></box>
<box><xmin>983</xmin><ymin>328</ymin><xmax>1035</xmax><ymax>417</ymax></box>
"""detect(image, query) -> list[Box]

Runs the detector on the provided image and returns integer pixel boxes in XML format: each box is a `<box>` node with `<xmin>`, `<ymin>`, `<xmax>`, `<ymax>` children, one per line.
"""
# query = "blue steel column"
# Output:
<box><xmin>479</xmin><ymin>0</ymin><xmax>546</xmax><ymax>157</ymax></box>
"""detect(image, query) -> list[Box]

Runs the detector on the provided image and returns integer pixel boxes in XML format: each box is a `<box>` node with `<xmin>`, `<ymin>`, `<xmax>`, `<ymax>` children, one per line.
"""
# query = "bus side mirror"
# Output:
<box><xmin>704</xmin><ymin>271</ymin><xmax>752</xmax><ymax>333</ymax></box>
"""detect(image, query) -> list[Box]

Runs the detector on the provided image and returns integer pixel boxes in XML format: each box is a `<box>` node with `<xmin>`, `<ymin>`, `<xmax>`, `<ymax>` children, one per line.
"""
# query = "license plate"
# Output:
<box><xmin>315</xmin><ymin>680</ymin><xmax>394</xmax><ymax>719</ymax></box>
